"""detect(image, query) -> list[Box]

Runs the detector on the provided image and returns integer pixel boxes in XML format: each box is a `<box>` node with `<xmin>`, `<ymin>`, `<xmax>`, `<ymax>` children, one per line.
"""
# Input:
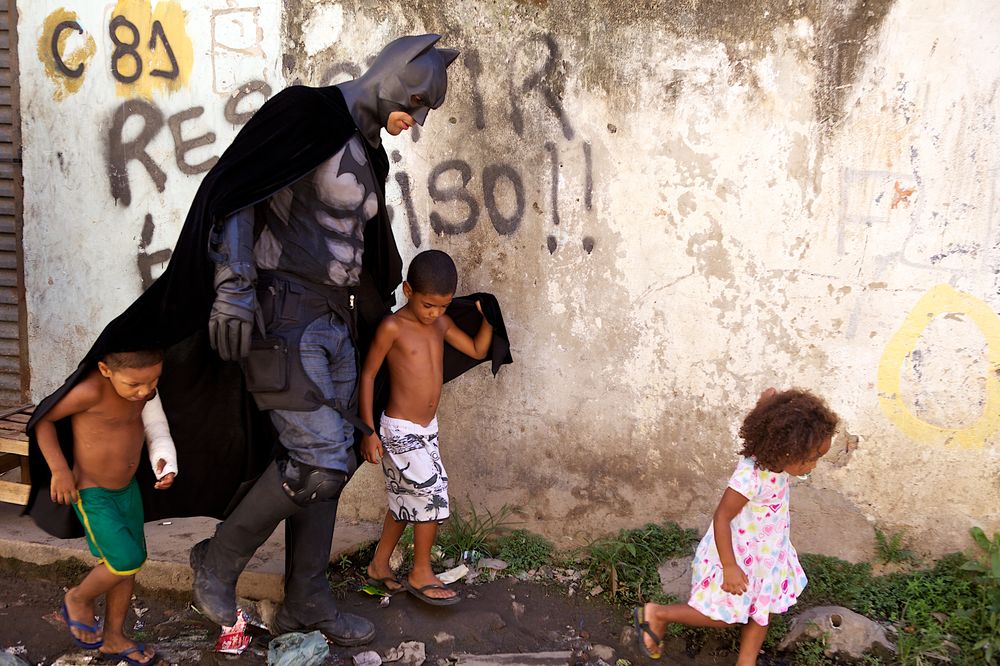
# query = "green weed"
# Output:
<box><xmin>762</xmin><ymin>613</ymin><xmax>791</xmax><ymax>651</ymax></box>
<box><xmin>875</xmin><ymin>528</ymin><xmax>916</xmax><ymax>564</ymax></box>
<box><xmin>398</xmin><ymin>524</ymin><xmax>415</xmax><ymax>567</ymax></box>
<box><xmin>580</xmin><ymin>522</ymin><xmax>698</xmax><ymax>607</ymax></box>
<box><xmin>798</xmin><ymin>553</ymin><xmax>874</xmax><ymax>609</ymax></box>
<box><xmin>853</xmin><ymin>569</ymin><xmax>913</xmax><ymax>620</ymax></box>
<box><xmin>437</xmin><ymin>501</ymin><xmax>517</xmax><ymax>561</ymax></box>
<box><xmin>496</xmin><ymin>529</ymin><xmax>554</xmax><ymax>573</ymax></box>
<box><xmin>961</xmin><ymin>527</ymin><xmax>1000</xmax><ymax>665</ymax></box>
<box><xmin>797</xmin><ymin>548</ymin><xmax>995</xmax><ymax>665</ymax></box>
<box><xmin>794</xmin><ymin>636</ymin><xmax>835</xmax><ymax>666</ymax></box>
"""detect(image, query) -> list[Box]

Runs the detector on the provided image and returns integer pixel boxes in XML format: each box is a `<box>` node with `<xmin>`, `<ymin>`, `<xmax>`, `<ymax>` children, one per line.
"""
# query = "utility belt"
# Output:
<box><xmin>241</xmin><ymin>270</ymin><xmax>373</xmax><ymax>435</ymax></box>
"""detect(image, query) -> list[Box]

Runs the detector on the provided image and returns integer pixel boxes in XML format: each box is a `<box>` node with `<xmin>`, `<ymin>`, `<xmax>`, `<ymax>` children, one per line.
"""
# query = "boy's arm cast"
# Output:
<box><xmin>35</xmin><ymin>379</ymin><xmax>101</xmax><ymax>506</ymax></box>
<box><xmin>142</xmin><ymin>392</ymin><xmax>177</xmax><ymax>491</ymax></box>
<box><xmin>713</xmin><ymin>488</ymin><xmax>751</xmax><ymax>595</ymax></box>
<box><xmin>358</xmin><ymin>317</ymin><xmax>401</xmax><ymax>465</ymax></box>
<box><xmin>443</xmin><ymin>301</ymin><xmax>493</xmax><ymax>360</ymax></box>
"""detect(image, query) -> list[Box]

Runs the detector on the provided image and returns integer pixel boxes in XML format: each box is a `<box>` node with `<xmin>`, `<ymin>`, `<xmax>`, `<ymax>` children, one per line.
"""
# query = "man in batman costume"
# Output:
<box><xmin>25</xmin><ymin>35</ymin><xmax>511</xmax><ymax>645</ymax></box>
<box><xmin>187</xmin><ymin>34</ymin><xmax>470</xmax><ymax>642</ymax></box>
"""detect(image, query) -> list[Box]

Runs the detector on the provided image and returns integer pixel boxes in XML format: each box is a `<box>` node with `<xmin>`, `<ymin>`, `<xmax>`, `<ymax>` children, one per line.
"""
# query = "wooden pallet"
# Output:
<box><xmin>0</xmin><ymin>404</ymin><xmax>32</xmax><ymax>505</ymax></box>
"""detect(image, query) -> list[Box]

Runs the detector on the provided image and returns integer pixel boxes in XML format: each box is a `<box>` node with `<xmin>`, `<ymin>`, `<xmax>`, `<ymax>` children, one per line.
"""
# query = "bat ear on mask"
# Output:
<box><xmin>437</xmin><ymin>48</ymin><xmax>460</xmax><ymax>67</ymax></box>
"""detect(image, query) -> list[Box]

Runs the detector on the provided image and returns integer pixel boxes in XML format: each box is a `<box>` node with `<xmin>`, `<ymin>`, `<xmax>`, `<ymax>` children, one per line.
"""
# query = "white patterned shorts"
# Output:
<box><xmin>379</xmin><ymin>414</ymin><xmax>450</xmax><ymax>523</ymax></box>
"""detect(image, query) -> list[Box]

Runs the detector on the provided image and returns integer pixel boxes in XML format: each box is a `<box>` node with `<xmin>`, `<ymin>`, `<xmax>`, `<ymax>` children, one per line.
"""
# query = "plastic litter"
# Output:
<box><xmin>267</xmin><ymin>630</ymin><xmax>329</xmax><ymax>666</ymax></box>
<box><xmin>215</xmin><ymin>609</ymin><xmax>252</xmax><ymax>654</ymax></box>
<box><xmin>0</xmin><ymin>652</ymin><xmax>29</xmax><ymax>666</ymax></box>
<box><xmin>353</xmin><ymin>650</ymin><xmax>383</xmax><ymax>666</ymax></box>
<box><xmin>437</xmin><ymin>564</ymin><xmax>469</xmax><ymax>584</ymax></box>
<box><xmin>476</xmin><ymin>558</ymin><xmax>507</xmax><ymax>571</ymax></box>
<box><xmin>360</xmin><ymin>582</ymin><xmax>391</xmax><ymax>597</ymax></box>
<box><xmin>383</xmin><ymin>641</ymin><xmax>425</xmax><ymax>665</ymax></box>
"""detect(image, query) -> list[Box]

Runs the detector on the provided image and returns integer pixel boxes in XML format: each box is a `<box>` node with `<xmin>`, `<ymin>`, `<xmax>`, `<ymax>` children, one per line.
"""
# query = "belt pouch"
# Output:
<box><xmin>242</xmin><ymin>336</ymin><xmax>289</xmax><ymax>393</ymax></box>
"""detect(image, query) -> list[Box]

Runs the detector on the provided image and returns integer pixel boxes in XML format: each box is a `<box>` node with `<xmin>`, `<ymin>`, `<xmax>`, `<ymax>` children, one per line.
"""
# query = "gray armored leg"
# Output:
<box><xmin>271</xmin><ymin>498</ymin><xmax>375</xmax><ymax>646</ymax></box>
<box><xmin>191</xmin><ymin>457</ymin><xmax>351</xmax><ymax>625</ymax></box>
<box><xmin>190</xmin><ymin>460</ymin><xmax>299</xmax><ymax>626</ymax></box>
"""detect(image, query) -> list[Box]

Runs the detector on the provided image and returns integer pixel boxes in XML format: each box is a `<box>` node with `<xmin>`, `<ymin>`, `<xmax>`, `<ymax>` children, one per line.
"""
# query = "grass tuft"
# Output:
<box><xmin>496</xmin><ymin>529</ymin><xmax>554</xmax><ymax>573</ymax></box>
<box><xmin>436</xmin><ymin>501</ymin><xmax>517</xmax><ymax>561</ymax></box>
<box><xmin>874</xmin><ymin>527</ymin><xmax>916</xmax><ymax>564</ymax></box>
<box><xmin>579</xmin><ymin>521</ymin><xmax>698</xmax><ymax>607</ymax></box>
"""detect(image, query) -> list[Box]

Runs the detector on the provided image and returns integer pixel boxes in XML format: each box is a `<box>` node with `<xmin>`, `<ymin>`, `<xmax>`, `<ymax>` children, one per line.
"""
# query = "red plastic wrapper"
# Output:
<box><xmin>214</xmin><ymin>609</ymin><xmax>252</xmax><ymax>654</ymax></box>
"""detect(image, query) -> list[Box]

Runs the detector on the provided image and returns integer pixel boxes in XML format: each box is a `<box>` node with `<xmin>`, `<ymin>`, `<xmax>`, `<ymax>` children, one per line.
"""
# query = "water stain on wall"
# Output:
<box><xmin>572</xmin><ymin>0</ymin><xmax>895</xmax><ymax>132</ymax></box>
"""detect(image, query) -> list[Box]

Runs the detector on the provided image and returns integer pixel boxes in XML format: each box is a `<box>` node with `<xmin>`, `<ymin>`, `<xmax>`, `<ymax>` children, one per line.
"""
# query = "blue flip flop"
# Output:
<box><xmin>99</xmin><ymin>644</ymin><xmax>160</xmax><ymax>665</ymax></box>
<box><xmin>60</xmin><ymin>602</ymin><xmax>103</xmax><ymax>649</ymax></box>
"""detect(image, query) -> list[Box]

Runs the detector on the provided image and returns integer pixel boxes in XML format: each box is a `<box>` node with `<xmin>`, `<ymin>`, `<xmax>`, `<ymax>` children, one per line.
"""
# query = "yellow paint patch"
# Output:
<box><xmin>37</xmin><ymin>9</ymin><xmax>96</xmax><ymax>100</ymax></box>
<box><xmin>111</xmin><ymin>0</ymin><xmax>193</xmax><ymax>98</ymax></box>
<box><xmin>877</xmin><ymin>284</ymin><xmax>1000</xmax><ymax>449</ymax></box>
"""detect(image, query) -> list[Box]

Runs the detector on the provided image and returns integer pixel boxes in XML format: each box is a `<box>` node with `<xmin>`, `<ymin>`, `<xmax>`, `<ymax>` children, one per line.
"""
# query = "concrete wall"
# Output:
<box><xmin>18</xmin><ymin>0</ymin><xmax>1000</xmax><ymax>560</ymax></box>
<box><xmin>18</xmin><ymin>0</ymin><xmax>282</xmax><ymax>375</ymax></box>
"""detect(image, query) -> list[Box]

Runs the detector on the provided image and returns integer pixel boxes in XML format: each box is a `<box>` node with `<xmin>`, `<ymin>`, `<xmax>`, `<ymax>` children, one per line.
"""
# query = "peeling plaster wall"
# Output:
<box><xmin>18</xmin><ymin>0</ymin><xmax>283</xmax><ymax>393</ymax></box>
<box><xmin>19</xmin><ymin>0</ymin><xmax>1000</xmax><ymax>559</ymax></box>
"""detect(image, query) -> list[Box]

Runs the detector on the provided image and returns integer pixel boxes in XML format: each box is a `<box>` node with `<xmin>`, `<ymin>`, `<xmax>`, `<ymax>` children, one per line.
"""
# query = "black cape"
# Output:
<box><xmin>26</xmin><ymin>86</ymin><xmax>511</xmax><ymax>538</ymax></box>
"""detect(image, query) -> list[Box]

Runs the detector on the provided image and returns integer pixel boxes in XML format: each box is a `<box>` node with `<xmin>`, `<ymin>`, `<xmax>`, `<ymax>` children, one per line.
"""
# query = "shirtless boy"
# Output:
<box><xmin>35</xmin><ymin>350</ymin><xmax>174</xmax><ymax>664</ymax></box>
<box><xmin>360</xmin><ymin>250</ymin><xmax>492</xmax><ymax>605</ymax></box>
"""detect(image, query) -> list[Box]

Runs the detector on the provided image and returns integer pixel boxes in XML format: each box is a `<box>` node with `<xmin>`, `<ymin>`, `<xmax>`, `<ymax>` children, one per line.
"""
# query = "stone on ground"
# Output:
<box><xmin>657</xmin><ymin>557</ymin><xmax>690</xmax><ymax>600</ymax></box>
<box><xmin>777</xmin><ymin>605</ymin><xmax>895</xmax><ymax>659</ymax></box>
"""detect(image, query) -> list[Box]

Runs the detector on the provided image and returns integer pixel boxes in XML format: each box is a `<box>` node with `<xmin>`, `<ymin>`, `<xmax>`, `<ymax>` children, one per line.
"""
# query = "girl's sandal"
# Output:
<box><xmin>632</xmin><ymin>606</ymin><xmax>664</xmax><ymax>660</ymax></box>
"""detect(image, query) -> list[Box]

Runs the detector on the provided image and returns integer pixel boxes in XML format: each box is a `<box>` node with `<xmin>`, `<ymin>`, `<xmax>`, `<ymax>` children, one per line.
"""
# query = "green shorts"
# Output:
<box><xmin>72</xmin><ymin>478</ymin><xmax>147</xmax><ymax>575</ymax></box>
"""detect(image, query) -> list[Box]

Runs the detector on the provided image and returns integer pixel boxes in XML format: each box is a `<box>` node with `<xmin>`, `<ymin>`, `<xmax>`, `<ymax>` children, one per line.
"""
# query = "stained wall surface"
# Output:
<box><xmin>18</xmin><ymin>0</ymin><xmax>1000</xmax><ymax>558</ymax></box>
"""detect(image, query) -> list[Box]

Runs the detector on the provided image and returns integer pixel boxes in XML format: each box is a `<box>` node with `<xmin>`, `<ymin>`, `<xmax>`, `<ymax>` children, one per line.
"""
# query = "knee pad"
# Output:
<box><xmin>278</xmin><ymin>458</ymin><xmax>347</xmax><ymax>506</ymax></box>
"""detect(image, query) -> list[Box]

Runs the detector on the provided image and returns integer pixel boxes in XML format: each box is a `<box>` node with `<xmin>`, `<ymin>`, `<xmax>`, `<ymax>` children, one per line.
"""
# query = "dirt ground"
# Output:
<box><xmin>0</xmin><ymin>558</ymin><xmax>751</xmax><ymax>666</ymax></box>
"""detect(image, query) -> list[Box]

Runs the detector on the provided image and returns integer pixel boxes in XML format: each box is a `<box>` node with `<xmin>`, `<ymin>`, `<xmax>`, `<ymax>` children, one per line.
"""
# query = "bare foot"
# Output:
<box><xmin>100</xmin><ymin>636</ymin><xmax>157</xmax><ymax>664</ymax></box>
<box><xmin>366</xmin><ymin>563</ymin><xmax>403</xmax><ymax>592</ymax></box>
<box><xmin>407</xmin><ymin>570</ymin><xmax>456</xmax><ymax>601</ymax></box>
<box><xmin>63</xmin><ymin>588</ymin><xmax>102</xmax><ymax>646</ymax></box>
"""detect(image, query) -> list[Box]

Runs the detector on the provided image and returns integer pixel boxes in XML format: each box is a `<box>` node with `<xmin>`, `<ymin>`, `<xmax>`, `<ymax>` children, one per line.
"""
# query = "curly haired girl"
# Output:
<box><xmin>633</xmin><ymin>388</ymin><xmax>839</xmax><ymax>665</ymax></box>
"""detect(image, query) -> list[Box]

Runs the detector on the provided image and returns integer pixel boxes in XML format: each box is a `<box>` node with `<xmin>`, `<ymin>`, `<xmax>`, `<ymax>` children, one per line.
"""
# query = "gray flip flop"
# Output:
<box><xmin>402</xmin><ymin>578</ymin><xmax>461</xmax><ymax>606</ymax></box>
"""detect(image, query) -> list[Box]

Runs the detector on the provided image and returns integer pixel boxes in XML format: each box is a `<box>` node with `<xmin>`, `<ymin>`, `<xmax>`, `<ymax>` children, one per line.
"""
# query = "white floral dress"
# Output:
<box><xmin>688</xmin><ymin>456</ymin><xmax>807</xmax><ymax>626</ymax></box>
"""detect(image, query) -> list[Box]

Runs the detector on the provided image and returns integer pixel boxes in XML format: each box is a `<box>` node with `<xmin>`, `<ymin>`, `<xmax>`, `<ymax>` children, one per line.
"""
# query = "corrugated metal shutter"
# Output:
<box><xmin>0</xmin><ymin>1</ymin><xmax>26</xmax><ymax>407</ymax></box>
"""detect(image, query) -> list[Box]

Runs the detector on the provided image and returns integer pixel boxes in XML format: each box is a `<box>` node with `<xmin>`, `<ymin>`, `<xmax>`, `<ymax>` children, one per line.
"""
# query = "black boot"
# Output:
<box><xmin>190</xmin><ymin>461</ymin><xmax>299</xmax><ymax>626</ymax></box>
<box><xmin>271</xmin><ymin>603</ymin><xmax>375</xmax><ymax>646</ymax></box>
<box><xmin>270</xmin><ymin>499</ymin><xmax>375</xmax><ymax>646</ymax></box>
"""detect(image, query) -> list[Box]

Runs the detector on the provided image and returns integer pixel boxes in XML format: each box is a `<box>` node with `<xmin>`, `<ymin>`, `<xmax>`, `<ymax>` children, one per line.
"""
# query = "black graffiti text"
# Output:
<box><xmin>107</xmin><ymin>80</ymin><xmax>271</xmax><ymax>205</ymax></box>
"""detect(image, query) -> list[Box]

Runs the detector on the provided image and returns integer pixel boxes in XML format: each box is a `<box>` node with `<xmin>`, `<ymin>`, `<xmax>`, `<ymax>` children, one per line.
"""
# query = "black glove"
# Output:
<box><xmin>209</xmin><ymin>264</ymin><xmax>257</xmax><ymax>360</ymax></box>
<box><xmin>208</xmin><ymin>208</ymin><xmax>258</xmax><ymax>360</ymax></box>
